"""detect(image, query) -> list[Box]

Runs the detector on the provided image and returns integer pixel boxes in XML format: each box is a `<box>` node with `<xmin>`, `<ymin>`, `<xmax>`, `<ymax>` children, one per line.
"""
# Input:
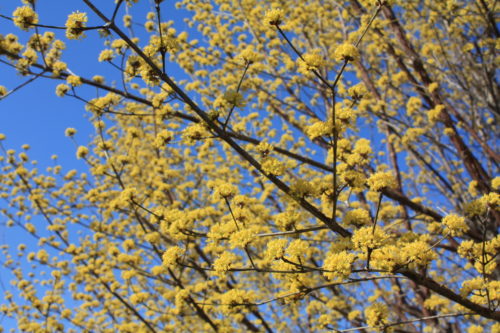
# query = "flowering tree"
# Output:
<box><xmin>0</xmin><ymin>0</ymin><xmax>499</xmax><ymax>331</ymax></box>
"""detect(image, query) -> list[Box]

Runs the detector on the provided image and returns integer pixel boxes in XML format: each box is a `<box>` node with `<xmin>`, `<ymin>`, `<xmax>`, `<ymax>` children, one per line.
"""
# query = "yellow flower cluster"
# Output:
<box><xmin>367</xmin><ymin>171</ymin><xmax>397</xmax><ymax>191</ymax></box>
<box><xmin>66</xmin><ymin>75</ymin><xmax>82</xmax><ymax>87</ymax></box>
<box><xmin>402</xmin><ymin>239</ymin><xmax>437</xmax><ymax>266</ymax></box>
<box><xmin>298</xmin><ymin>51</ymin><xmax>325</xmax><ymax>72</ymax></box>
<box><xmin>98</xmin><ymin>49</ymin><xmax>114</xmax><ymax>62</ymax></box>
<box><xmin>211</xmin><ymin>182</ymin><xmax>238</xmax><ymax>201</ymax></box>
<box><xmin>406</xmin><ymin>96</ymin><xmax>422</xmax><ymax>116</ymax></box>
<box><xmin>13</xmin><ymin>6</ymin><xmax>39</xmax><ymax>31</ymax></box>
<box><xmin>64</xmin><ymin>128</ymin><xmax>76</xmax><ymax>137</ymax></box>
<box><xmin>181</xmin><ymin>123</ymin><xmax>209</xmax><ymax>143</ymax></box>
<box><xmin>55</xmin><ymin>84</ymin><xmax>69</xmax><ymax>97</ymax></box>
<box><xmin>229</xmin><ymin>229</ymin><xmax>254</xmax><ymax>248</ymax></box>
<box><xmin>364</xmin><ymin>302</ymin><xmax>389</xmax><ymax>328</ymax></box>
<box><xmin>65</xmin><ymin>12</ymin><xmax>88</xmax><ymax>40</ymax></box>
<box><xmin>264</xmin><ymin>239</ymin><xmax>288</xmax><ymax>261</ymax></box>
<box><xmin>213</xmin><ymin>252</ymin><xmax>239</xmax><ymax>274</ymax></box>
<box><xmin>334</xmin><ymin>43</ymin><xmax>360</xmax><ymax>62</ymax></box>
<box><xmin>442</xmin><ymin>214</ymin><xmax>469</xmax><ymax>236</ymax></box>
<box><xmin>265</xmin><ymin>9</ymin><xmax>284</xmax><ymax>26</ymax></box>
<box><xmin>219</xmin><ymin>289</ymin><xmax>255</xmax><ymax>315</ymax></box>
<box><xmin>274</xmin><ymin>210</ymin><xmax>301</xmax><ymax>231</ymax></box>
<box><xmin>342</xmin><ymin>208</ymin><xmax>371</xmax><ymax>227</ymax></box>
<box><xmin>239</xmin><ymin>46</ymin><xmax>261</xmax><ymax>64</ymax></box>
<box><xmin>153</xmin><ymin>130</ymin><xmax>174</xmax><ymax>149</ymax></box>
<box><xmin>162</xmin><ymin>246</ymin><xmax>185</xmax><ymax>268</ymax></box>
<box><xmin>322</xmin><ymin>251</ymin><xmax>355</xmax><ymax>280</ymax></box>
<box><xmin>427</xmin><ymin>104</ymin><xmax>445</xmax><ymax>124</ymax></box>
<box><xmin>261</xmin><ymin>157</ymin><xmax>286</xmax><ymax>176</ymax></box>
<box><xmin>306</xmin><ymin>120</ymin><xmax>332</xmax><ymax>140</ymax></box>
<box><xmin>352</xmin><ymin>226</ymin><xmax>389</xmax><ymax>252</ymax></box>
<box><xmin>348</xmin><ymin>83</ymin><xmax>368</xmax><ymax>100</ymax></box>
<box><xmin>370</xmin><ymin>245</ymin><xmax>402</xmax><ymax>271</ymax></box>
<box><xmin>286</xmin><ymin>239</ymin><xmax>309</xmax><ymax>260</ymax></box>
<box><xmin>223</xmin><ymin>90</ymin><xmax>246</xmax><ymax>108</ymax></box>
<box><xmin>76</xmin><ymin>146</ymin><xmax>89</xmax><ymax>159</ymax></box>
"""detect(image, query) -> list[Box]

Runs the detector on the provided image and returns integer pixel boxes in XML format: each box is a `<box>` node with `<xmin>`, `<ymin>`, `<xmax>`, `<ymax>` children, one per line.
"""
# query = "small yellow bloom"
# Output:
<box><xmin>261</xmin><ymin>157</ymin><xmax>286</xmax><ymax>176</ymax></box>
<box><xmin>66</xmin><ymin>75</ymin><xmax>82</xmax><ymax>87</ymax></box>
<box><xmin>223</xmin><ymin>90</ymin><xmax>246</xmax><ymax>107</ymax></box>
<box><xmin>55</xmin><ymin>84</ymin><xmax>70</xmax><ymax>97</ymax></box>
<box><xmin>323</xmin><ymin>251</ymin><xmax>356</xmax><ymax>280</ymax></box>
<box><xmin>76</xmin><ymin>146</ymin><xmax>89</xmax><ymax>159</ymax></box>
<box><xmin>162</xmin><ymin>246</ymin><xmax>185</xmax><ymax>267</ymax></box>
<box><xmin>264</xmin><ymin>239</ymin><xmax>288</xmax><ymax>261</ymax></box>
<box><xmin>334</xmin><ymin>43</ymin><xmax>360</xmax><ymax>62</ymax></box>
<box><xmin>65</xmin><ymin>128</ymin><xmax>77</xmax><ymax>137</ymax></box>
<box><xmin>239</xmin><ymin>46</ymin><xmax>261</xmax><ymax>64</ymax></box>
<box><xmin>428</xmin><ymin>82</ymin><xmax>439</xmax><ymax>93</ymax></box>
<box><xmin>265</xmin><ymin>9</ymin><xmax>284</xmax><ymax>26</ymax></box>
<box><xmin>98</xmin><ymin>49</ymin><xmax>114</xmax><ymax>62</ymax></box>
<box><xmin>13</xmin><ymin>6</ymin><xmax>39</xmax><ymax>31</ymax></box>
<box><xmin>442</xmin><ymin>214</ymin><xmax>469</xmax><ymax>237</ymax></box>
<box><xmin>65</xmin><ymin>11</ymin><xmax>88</xmax><ymax>40</ymax></box>
<box><xmin>365</xmin><ymin>302</ymin><xmax>388</xmax><ymax>327</ymax></box>
<box><xmin>298</xmin><ymin>51</ymin><xmax>325</xmax><ymax>72</ymax></box>
<box><xmin>367</xmin><ymin>171</ymin><xmax>397</xmax><ymax>191</ymax></box>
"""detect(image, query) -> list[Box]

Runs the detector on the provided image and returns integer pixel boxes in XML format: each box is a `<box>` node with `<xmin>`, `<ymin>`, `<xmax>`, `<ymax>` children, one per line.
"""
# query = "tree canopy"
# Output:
<box><xmin>0</xmin><ymin>0</ymin><xmax>499</xmax><ymax>332</ymax></box>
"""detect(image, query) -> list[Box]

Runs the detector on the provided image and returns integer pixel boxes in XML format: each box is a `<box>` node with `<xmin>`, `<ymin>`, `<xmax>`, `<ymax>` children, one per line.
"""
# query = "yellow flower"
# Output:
<box><xmin>76</xmin><ymin>146</ymin><xmax>89</xmax><ymax>159</ymax></box>
<box><xmin>65</xmin><ymin>128</ymin><xmax>77</xmax><ymax>137</ymax></box>
<box><xmin>55</xmin><ymin>84</ymin><xmax>70</xmax><ymax>97</ymax></box>
<box><xmin>427</xmin><ymin>82</ymin><xmax>439</xmax><ymax>93</ymax></box>
<box><xmin>213</xmin><ymin>182</ymin><xmax>238</xmax><ymax>200</ymax></box>
<box><xmin>334</xmin><ymin>43</ymin><xmax>360</xmax><ymax>62</ymax></box>
<box><xmin>153</xmin><ymin>130</ymin><xmax>174</xmax><ymax>149</ymax></box>
<box><xmin>442</xmin><ymin>214</ymin><xmax>469</xmax><ymax>236</ymax></box>
<box><xmin>348</xmin><ymin>83</ymin><xmax>368</xmax><ymax>100</ymax></box>
<box><xmin>364</xmin><ymin>302</ymin><xmax>388</xmax><ymax>327</ymax></box>
<box><xmin>13</xmin><ymin>6</ymin><xmax>39</xmax><ymax>31</ymax></box>
<box><xmin>261</xmin><ymin>157</ymin><xmax>286</xmax><ymax>176</ymax></box>
<box><xmin>92</xmin><ymin>75</ymin><xmax>104</xmax><ymax>84</ymax></box>
<box><xmin>427</xmin><ymin>104</ymin><xmax>445</xmax><ymax>124</ymax></box>
<box><xmin>0</xmin><ymin>86</ymin><xmax>8</xmax><ymax>97</ymax></box>
<box><xmin>352</xmin><ymin>226</ymin><xmax>389</xmax><ymax>251</ymax></box>
<box><xmin>264</xmin><ymin>239</ymin><xmax>288</xmax><ymax>261</ymax></box>
<box><xmin>66</xmin><ymin>75</ymin><xmax>82</xmax><ymax>87</ymax></box>
<box><xmin>229</xmin><ymin>229</ymin><xmax>254</xmax><ymax>248</ymax></box>
<box><xmin>298</xmin><ymin>51</ymin><xmax>325</xmax><ymax>72</ymax></box>
<box><xmin>51</xmin><ymin>61</ymin><xmax>68</xmax><ymax>76</ymax></box>
<box><xmin>239</xmin><ymin>46</ymin><xmax>261</xmax><ymax>64</ymax></box>
<box><xmin>323</xmin><ymin>251</ymin><xmax>356</xmax><ymax>280</ymax></box>
<box><xmin>402</xmin><ymin>240</ymin><xmax>437</xmax><ymax>266</ymax></box>
<box><xmin>286</xmin><ymin>239</ymin><xmax>309</xmax><ymax>260</ymax></box>
<box><xmin>123</xmin><ymin>14</ymin><xmax>132</xmax><ymax>28</ymax></box>
<box><xmin>213</xmin><ymin>252</ymin><xmax>239</xmax><ymax>273</ymax></box>
<box><xmin>306</xmin><ymin>120</ymin><xmax>332</xmax><ymax>140</ymax></box>
<box><xmin>491</xmin><ymin>177</ymin><xmax>500</xmax><ymax>190</ymax></box>
<box><xmin>65</xmin><ymin>11</ymin><xmax>88</xmax><ymax>40</ymax></box>
<box><xmin>265</xmin><ymin>9</ymin><xmax>284</xmax><ymax>26</ymax></box>
<box><xmin>367</xmin><ymin>171</ymin><xmax>397</xmax><ymax>191</ymax></box>
<box><xmin>343</xmin><ymin>208</ymin><xmax>371</xmax><ymax>226</ymax></box>
<box><xmin>162</xmin><ymin>246</ymin><xmax>185</xmax><ymax>267</ymax></box>
<box><xmin>219</xmin><ymin>289</ymin><xmax>255</xmax><ymax>315</ymax></box>
<box><xmin>98</xmin><ymin>49</ymin><xmax>114</xmax><ymax>62</ymax></box>
<box><xmin>223</xmin><ymin>90</ymin><xmax>246</xmax><ymax>108</ymax></box>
